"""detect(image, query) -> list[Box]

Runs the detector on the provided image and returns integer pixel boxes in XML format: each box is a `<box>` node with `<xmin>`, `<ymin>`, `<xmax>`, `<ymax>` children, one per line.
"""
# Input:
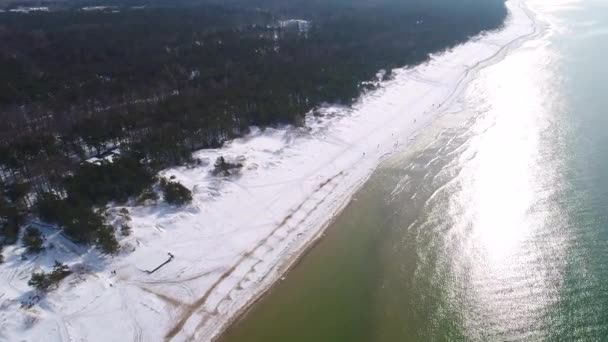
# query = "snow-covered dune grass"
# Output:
<box><xmin>0</xmin><ymin>1</ymin><xmax>544</xmax><ymax>341</ymax></box>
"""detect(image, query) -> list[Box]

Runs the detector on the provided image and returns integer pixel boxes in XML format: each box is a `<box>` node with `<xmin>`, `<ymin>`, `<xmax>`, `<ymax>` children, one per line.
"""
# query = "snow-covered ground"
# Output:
<box><xmin>80</xmin><ymin>6</ymin><xmax>117</xmax><ymax>12</ymax></box>
<box><xmin>0</xmin><ymin>1</ymin><xmax>544</xmax><ymax>341</ymax></box>
<box><xmin>7</xmin><ymin>7</ymin><xmax>49</xmax><ymax>13</ymax></box>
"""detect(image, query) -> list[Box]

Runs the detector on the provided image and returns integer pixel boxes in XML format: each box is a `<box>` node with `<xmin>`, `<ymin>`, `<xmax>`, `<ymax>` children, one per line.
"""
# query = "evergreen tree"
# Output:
<box><xmin>63</xmin><ymin>206</ymin><xmax>105</xmax><ymax>244</ymax></box>
<box><xmin>23</xmin><ymin>227</ymin><xmax>44</xmax><ymax>254</ymax></box>
<box><xmin>28</xmin><ymin>272</ymin><xmax>50</xmax><ymax>292</ymax></box>
<box><xmin>36</xmin><ymin>193</ymin><xmax>69</xmax><ymax>225</ymax></box>
<box><xmin>0</xmin><ymin>199</ymin><xmax>25</xmax><ymax>245</ymax></box>
<box><xmin>96</xmin><ymin>226</ymin><xmax>119</xmax><ymax>254</ymax></box>
<box><xmin>28</xmin><ymin>261</ymin><xmax>72</xmax><ymax>292</ymax></box>
<box><xmin>161</xmin><ymin>179</ymin><xmax>193</xmax><ymax>205</ymax></box>
<box><xmin>0</xmin><ymin>0</ymin><xmax>507</xmax><ymax>253</ymax></box>
<box><xmin>5</xmin><ymin>182</ymin><xmax>32</xmax><ymax>208</ymax></box>
<box><xmin>48</xmin><ymin>261</ymin><xmax>71</xmax><ymax>284</ymax></box>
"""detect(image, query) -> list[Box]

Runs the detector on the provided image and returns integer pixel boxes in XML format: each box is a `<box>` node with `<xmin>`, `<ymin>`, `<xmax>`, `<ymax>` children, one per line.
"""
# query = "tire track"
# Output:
<box><xmin>164</xmin><ymin>171</ymin><xmax>345</xmax><ymax>341</ymax></box>
<box><xmin>168</xmin><ymin>2</ymin><xmax>544</xmax><ymax>340</ymax></box>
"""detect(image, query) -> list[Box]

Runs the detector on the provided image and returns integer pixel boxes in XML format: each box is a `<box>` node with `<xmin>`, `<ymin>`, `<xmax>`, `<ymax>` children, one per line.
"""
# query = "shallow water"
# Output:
<box><xmin>220</xmin><ymin>1</ymin><xmax>608</xmax><ymax>341</ymax></box>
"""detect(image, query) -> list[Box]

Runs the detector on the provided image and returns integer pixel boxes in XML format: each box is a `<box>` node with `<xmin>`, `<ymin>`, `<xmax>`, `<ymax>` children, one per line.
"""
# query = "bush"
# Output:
<box><xmin>212</xmin><ymin>156</ymin><xmax>243</xmax><ymax>177</ymax></box>
<box><xmin>118</xmin><ymin>208</ymin><xmax>132</xmax><ymax>223</ymax></box>
<box><xmin>23</xmin><ymin>227</ymin><xmax>44</xmax><ymax>254</ymax></box>
<box><xmin>120</xmin><ymin>223</ymin><xmax>132</xmax><ymax>236</ymax></box>
<box><xmin>137</xmin><ymin>188</ymin><xmax>159</xmax><ymax>204</ymax></box>
<box><xmin>160</xmin><ymin>178</ymin><xmax>192</xmax><ymax>205</ymax></box>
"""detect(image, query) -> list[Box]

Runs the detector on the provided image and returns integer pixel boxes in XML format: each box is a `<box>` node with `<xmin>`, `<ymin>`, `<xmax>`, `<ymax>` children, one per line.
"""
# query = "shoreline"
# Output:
<box><xmin>0</xmin><ymin>1</ymin><xmax>545</xmax><ymax>341</ymax></box>
<box><xmin>196</xmin><ymin>1</ymin><xmax>545</xmax><ymax>341</ymax></box>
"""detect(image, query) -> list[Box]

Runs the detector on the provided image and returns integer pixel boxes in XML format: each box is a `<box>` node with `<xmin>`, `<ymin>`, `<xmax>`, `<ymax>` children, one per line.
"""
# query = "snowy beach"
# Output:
<box><xmin>0</xmin><ymin>1</ymin><xmax>543</xmax><ymax>341</ymax></box>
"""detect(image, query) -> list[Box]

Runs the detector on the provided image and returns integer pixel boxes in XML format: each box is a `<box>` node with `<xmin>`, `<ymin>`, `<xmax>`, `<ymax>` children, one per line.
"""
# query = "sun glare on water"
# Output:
<box><xmin>427</xmin><ymin>7</ymin><xmax>575</xmax><ymax>337</ymax></box>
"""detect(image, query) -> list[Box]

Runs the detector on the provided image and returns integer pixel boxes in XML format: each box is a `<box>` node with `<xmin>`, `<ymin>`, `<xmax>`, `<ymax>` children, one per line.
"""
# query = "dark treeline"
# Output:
<box><xmin>0</xmin><ymin>0</ymin><xmax>506</xmax><ymax>252</ymax></box>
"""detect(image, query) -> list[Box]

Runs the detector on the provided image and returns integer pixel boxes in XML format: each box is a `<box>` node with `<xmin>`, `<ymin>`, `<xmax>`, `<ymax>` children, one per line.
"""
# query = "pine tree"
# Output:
<box><xmin>35</xmin><ymin>193</ymin><xmax>68</xmax><ymax>225</ymax></box>
<box><xmin>160</xmin><ymin>179</ymin><xmax>193</xmax><ymax>205</ymax></box>
<box><xmin>28</xmin><ymin>261</ymin><xmax>72</xmax><ymax>292</ymax></box>
<box><xmin>96</xmin><ymin>226</ymin><xmax>119</xmax><ymax>254</ymax></box>
<box><xmin>28</xmin><ymin>272</ymin><xmax>50</xmax><ymax>291</ymax></box>
<box><xmin>23</xmin><ymin>227</ymin><xmax>44</xmax><ymax>254</ymax></box>
<box><xmin>48</xmin><ymin>261</ymin><xmax>71</xmax><ymax>284</ymax></box>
